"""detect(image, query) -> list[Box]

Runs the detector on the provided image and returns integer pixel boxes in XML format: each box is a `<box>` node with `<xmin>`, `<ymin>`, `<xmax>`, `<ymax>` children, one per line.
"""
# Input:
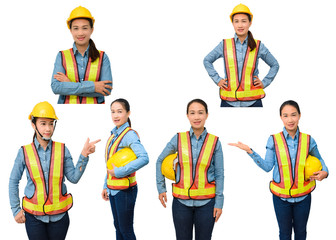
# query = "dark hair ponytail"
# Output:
<box><xmin>89</xmin><ymin>38</ymin><xmax>100</xmax><ymax>62</ymax></box>
<box><xmin>247</xmin><ymin>30</ymin><xmax>256</xmax><ymax>51</ymax></box>
<box><xmin>111</xmin><ymin>98</ymin><xmax>132</xmax><ymax>127</ymax></box>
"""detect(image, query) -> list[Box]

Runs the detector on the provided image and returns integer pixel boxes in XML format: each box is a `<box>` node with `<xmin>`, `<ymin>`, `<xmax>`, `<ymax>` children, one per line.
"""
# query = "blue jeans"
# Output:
<box><xmin>273</xmin><ymin>194</ymin><xmax>311</xmax><ymax>240</ymax></box>
<box><xmin>220</xmin><ymin>99</ymin><xmax>263</xmax><ymax>107</ymax></box>
<box><xmin>172</xmin><ymin>198</ymin><xmax>216</xmax><ymax>240</ymax></box>
<box><xmin>109</xmin><ymin>186</ymin><xmax>138</xmax><ymax>240</ymax></box>
<box><xmin>25</xmin><ymin>212</ymin><xmax>69</xmax><ymax>240</ymax></box>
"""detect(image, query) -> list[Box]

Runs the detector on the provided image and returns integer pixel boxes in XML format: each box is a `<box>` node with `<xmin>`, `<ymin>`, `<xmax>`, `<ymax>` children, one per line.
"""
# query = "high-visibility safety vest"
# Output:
<box><xmin>270</xmin><ymin>132</ymin><xmax>316</xmax><ymax>198</ymax></box>
<box><xmin>60</xmin><ymin>48</ymin><xmax>104</xmax><ymax>104</ymax></box>
<box><xmin>172</xmin><ymin>132</ymin><xmax>218</xmax><ymax>200</ymax></box>
<box><xmin>220</xmin><ymin>38</ymin><xmax>265</xmax><ymax>102</ymax></box>
<box><xmin>105</xmin><ymin>127</ymin><xmax>137</xmax><ymax>190</ymax></box>
<box><xmin>22</xmin><ymin>142</ymin><xmax>73</xmax><ymax>216</ymax></box>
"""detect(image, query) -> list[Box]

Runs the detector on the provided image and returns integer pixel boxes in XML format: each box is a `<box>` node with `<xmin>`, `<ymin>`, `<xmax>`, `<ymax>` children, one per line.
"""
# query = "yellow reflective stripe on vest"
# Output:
<box><xmin>270</xmin><ymin>132</ymin><xmax>315</xmax><ymax>198</ymax></box>
<box><xmin>82</xmin><ymin>51</ymin><xmax>104</xmax><ymax>104</ymax></box>
<box><xmin>44</xmin><ymin>142</ymin><xmax>73</xmax><ymax>215</ymax></box>
<box><xmin>173</xmin><ymin>132</ymin><xmax>217</xmax><ymax>199</ymax></box>
<box><xmin>62</xmin><ymin>49</ymin><xmax>79</xmax><ymax>104</ymax></box>
<box><xmin>221</xmin><ymin>38</ymin><xmax>265</xmax><ymax>101</ymax></box>
<box><xmin>179</xmin><ymin>132</ymin><xmax>193</xmax><ymax>188</ymax></box>
<box><xmin>22</xmin><ymin>143</ymin><xmax>46</xmax><ymax>215</ymax></box>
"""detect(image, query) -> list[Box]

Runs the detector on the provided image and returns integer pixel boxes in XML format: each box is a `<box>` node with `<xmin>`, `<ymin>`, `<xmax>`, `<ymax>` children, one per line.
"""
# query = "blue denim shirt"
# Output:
<box><xmin>248</xmin><ymin>128</ymin><xmax>329</xmax><ymax>203</ymax></box>
<box><xmin>156</xmin><ymin>128</ymin><xmax>224</xmax><ymax>209</ymax></box>
<box><xmin>51</xmin><ymin>43</ymin><xmax>113</xmax><ymax>104</ymax></box>
<box><xmin>203</xmin><ymin>34</ymin><xmax>279</xmax><ymax>107</ymax></box>
<box><xmin>103</xmin><ymin>122</ymin><xmax>149</xmax><ymax>196</ymax></box>
<box><xmin>9</xmin><ymin>138</ymin><xmax>89</xmax><ymax>223</ymax></box>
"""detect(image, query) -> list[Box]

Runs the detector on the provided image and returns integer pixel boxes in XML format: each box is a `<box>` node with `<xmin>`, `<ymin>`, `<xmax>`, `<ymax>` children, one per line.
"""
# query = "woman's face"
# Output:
<box><xmin>70</xmin><ymin>18</ymin><xmax>93</xmax><ymax>47</ymax></box>
<box><xmin>232</xmin><ymin>13</ymin><xmax>251</xmax><ymax>38</ymax></box>
<box><xmin>32</xmin><ymin>118</ymin><xmax>55</xmax><ymax>140</ymax></box>
<box><xmin>111</xmin><ymin>102</ymin><xmax>130</xmax><ymax>128</ymax></box>
<box><xmin>187</xmin><ymin>102</ymin><xmax>208</xmax><ymax>131</ymax></box>
<box><xmin>280</xmin><ymin>105</ymin><xmax>301</xmax><ymax>134</ymax></box>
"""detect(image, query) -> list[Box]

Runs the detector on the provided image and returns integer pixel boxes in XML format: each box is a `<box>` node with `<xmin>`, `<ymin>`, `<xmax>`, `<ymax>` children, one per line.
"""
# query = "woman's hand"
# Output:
<box><xmin>14</xmin><ymin>209</ymin><xmax>26</xmax><ymax>224</ymax></box>
<box><xmin>101</xmin><ymin>189</ymin><xmax>109</xmax><ymax>201</ymax></box>
<box><xmin>94</xmin><ymin>81</ymin><xmax>113</xmax><ymax>96</ymax></box>
<box><xmin>218</xmin><ymin>79</ymin><xmax>228</xmax><ymax>90</ymax></box>
<box><xmin>310</xmin><ymin>171</ymin><xmax>328</xmax><ymax>181</ymax></box>
<box><xmin>107</xmin><ymin>164</ymin><xmax>116</xmax><ymax>177</ymax></box>
<box><xmin>81</xmin><ymin>138</ymin><xmax>101</xmax><ymax>157</ymax></box>
<box><xmin>228</xmin><ymin>142</ymin><xmax>253</xmax><ymax>154</ymax></box>
<box><xmin>213</xmin><ymin>208</ymin><xmax>222</xmax><ymax>222</ymax></box>
<box><xmin>54</xmin><ymin>72</ymin><xmax>71</xmax><ymax>82</ymax></box>
<box><xmin>253</xmin><ymin>76</ymin><xmax>264</xmax><ymax>88</ymax></box>
<box><xmin>158</xmin><ymin>192</ymin><xmax>167</xmax><ymax>208</ymax></box>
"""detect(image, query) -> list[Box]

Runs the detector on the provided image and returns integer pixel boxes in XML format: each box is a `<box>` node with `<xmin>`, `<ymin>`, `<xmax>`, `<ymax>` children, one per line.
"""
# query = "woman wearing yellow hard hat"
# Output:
<box><xmin>101</xmin><ymin>98</ymin><xmax>149</xmax><ymax>240</ymax></box>
<box><xmin>203</xmin><ymin>3</ymin><xmax>279</xmax><ymax>107</ymax></box>
<box><xmin>156</xmin><ymin>99</ymin><xmax>224</xmax><ymax>240</ymax></box>
<box><xmin>8</xmin><ymin>101</ymin><xmax>101</xmax><ymax>240</ymax></box>
<box><xmin>51</xmin><ymin>6</ymin><xmax>112</xmax><ymax>104</ymax></box>
<box><xmin>229</xmin><ymin>100</ymin><xmax>328</xmax><ymax>240</ymax></box>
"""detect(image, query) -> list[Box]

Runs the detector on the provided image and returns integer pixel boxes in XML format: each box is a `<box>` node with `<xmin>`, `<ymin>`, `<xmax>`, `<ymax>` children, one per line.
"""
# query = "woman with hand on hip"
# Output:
<box><xmin>229</xmin><ymin>100</ymin><xmax>328</xmax><ymax>240</ymax></box>
<box><xmin>156</xmin><ymin>99</ymin><xmax>224</xmax><ymax>240</ymax></box>
<box><xmin>102</xmin><ymin>98</ymin><xmax>149</xmax><ymax>240</ymax></box>
<box><xmin>203</xmin><ymin>4</ymin><xmax>279</xmax><ymax>107</ymax></box>
<box><xmin>51</xmin><ymin>6</ymin><xmax>112</xmax><ymax>104</ymax></box>
<box><xmin>9</xmin><ymin>101</ymin><xmax>100</xmax><ymax>240</ymax></box>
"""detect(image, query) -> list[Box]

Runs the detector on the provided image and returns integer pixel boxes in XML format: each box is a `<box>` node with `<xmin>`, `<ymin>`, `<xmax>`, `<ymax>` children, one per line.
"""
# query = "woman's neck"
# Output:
<box><xmin>286</xmin><ymin>128</ymin><xmax>297</xmax><ymax>139</ymax></box>
<box><xmin>237</xmin><ymin>34</ymin><xmax>247</xmax><ymax>44</ymax></box>
<box><xmin>75</xmin><ymin>43</ymin><xmax>88</xmax><ymax>56</ymax></box>
<box><xmin>193</xmin><ymin>127</ymin><xmax>204</xmax><ymax>140</ymax></box>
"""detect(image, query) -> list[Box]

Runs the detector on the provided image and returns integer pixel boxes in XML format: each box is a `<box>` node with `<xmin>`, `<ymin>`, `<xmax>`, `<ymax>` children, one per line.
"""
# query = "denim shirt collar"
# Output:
<box><xmin>111</xmin><ymin>122</ymin><xmax>130</xmax><ymax>136</ymax></box>
<box><xmin>189</xmin><ymin>127</ymin><xmax>208</xmax><ymax>140</ymax></box>
<box><xmin>234</xmin><ymin>33</ymin><xmax>248</xmax><ymax>45</ymax></box>
<box><xmin>282</xmin><ymin>127</ymin><xmax>299</xmax><ymax>141</ymax></box>
<box><xmin>33</xmin><ymin>137</ymin><xmax>52</xmax><ymax>151</ymax></box>
<box><xmin>72</xmin><ymin>42</ymin><xmax>90</xmax><ymax>57</ymax></box>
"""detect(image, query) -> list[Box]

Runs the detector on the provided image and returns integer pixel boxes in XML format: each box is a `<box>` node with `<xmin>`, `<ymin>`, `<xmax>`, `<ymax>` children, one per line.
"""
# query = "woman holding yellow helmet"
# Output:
<box><xmin>203</xmin><ymin>4</ymin><xmax>279</xmax><ymax>107</ymax></box>
<box><xmin>156</xmin><ymin>99</ymin><xmax>224</xmax><ymax>240</ymax></box>
<box><xmin>102</xmin><ymin>98</ymin><xmax>149</xmax><ymax>240</ymax></box>
<box><xmin>51</xmin><ymin>6</ymin><xmax>112</xmax><ymax>104</ymax></box>
<box><xmin>9</xmin><ymin>101</ymin><xmax>100</xmax><ymax>240</ymax></box>
<box><xmin>229</xmin><ymin>100</ymin><xmax>328</xmax><ymax>240</ymax></box>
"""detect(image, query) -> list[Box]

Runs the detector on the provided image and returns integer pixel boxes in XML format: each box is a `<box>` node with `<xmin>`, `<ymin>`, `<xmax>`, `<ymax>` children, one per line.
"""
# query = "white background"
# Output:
<box><xmin>1</xmin><ymin>0</ymin><xmax>335</xmax><ymax>239</ymax></box>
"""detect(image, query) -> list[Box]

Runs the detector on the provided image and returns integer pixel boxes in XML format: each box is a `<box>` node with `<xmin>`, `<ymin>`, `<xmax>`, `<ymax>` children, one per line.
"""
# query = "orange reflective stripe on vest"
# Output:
<box><xmin>220</xmin><ymin>38</ymin><xmax>265</xmax><ymax>102</ymax></box>
<box><xmin>270</xmin><ymin>132</ymin><xmax>316</xmax><ymax>198</ymax></box>
<box><xmin>105</xmin><ymin>127</ymin><xmax>137</xmax><ymax>190</ymax></box>
<box><xmin>61</xmin><ymin>49</ymin><xmax>104</xmax><ymax>104</ymax></box>
<box><xmin>173</xmin><ymin>132</ymin><xmax>218</xmax><ymax>200</ymax></box>
<box><xmin>22</xmin><ymin>142</ymin><xmax>73</xmax><ymax>216</ymax></box>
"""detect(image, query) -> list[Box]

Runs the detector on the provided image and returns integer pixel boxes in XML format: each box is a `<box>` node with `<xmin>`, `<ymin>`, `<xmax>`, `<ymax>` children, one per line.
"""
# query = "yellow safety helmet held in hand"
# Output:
<box><xmin>230</xmin><ymin>4</ymin><xmax>253</xmax><ymax>22</ymax></box>
<box><xmin>67</xmin><ymin>6</ymin><xmax>95</xmax><ymax>29</ymax></box>
<box><xmin>107</xmin><ymin>148</ymin><xmax>137</xmax><ymax>170</ymax></box>
<box><xmin>305</xmin><ymin>155</ymin><xmax>322</xmax><ymax>181</ymax></box>
<box><xmin>28</xmin><ymin>101</ymin><xmax>58</xmax><ymax>120</ymax></box>
<box><xmin>161</xmin><ymin>153</ymin><xmax>178</xmax><ymax>181</ymax></box>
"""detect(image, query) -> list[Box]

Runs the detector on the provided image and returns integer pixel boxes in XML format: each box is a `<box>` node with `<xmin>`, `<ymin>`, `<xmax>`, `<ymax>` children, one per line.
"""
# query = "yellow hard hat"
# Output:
<box><xmin>305</xmin><ymin>155</ymin><xmax>322</xmax><ymax>181</ymax></box>
<box><xmin>67</xmin><ymin>6</ymin><xmax>95</xmax><ymax>29</ymax></box>
<box><xmin>161</xmin><ymin>153</ymin><xmax>178</xmax><ymax>181</ymax></box>
<box><xmin>230</xmin><ymin>4</ymin><xmax>253</xmax><ymax>22</ymax></box>
<box><xmin>28</xmin><ymin>101</ymin><xmax>58</xmax><ymax>120</ymax></box>
<box><xmin>107</xmin><ymin>147</ymin><xmax>137</xmax><ymax>170</ymax></box>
